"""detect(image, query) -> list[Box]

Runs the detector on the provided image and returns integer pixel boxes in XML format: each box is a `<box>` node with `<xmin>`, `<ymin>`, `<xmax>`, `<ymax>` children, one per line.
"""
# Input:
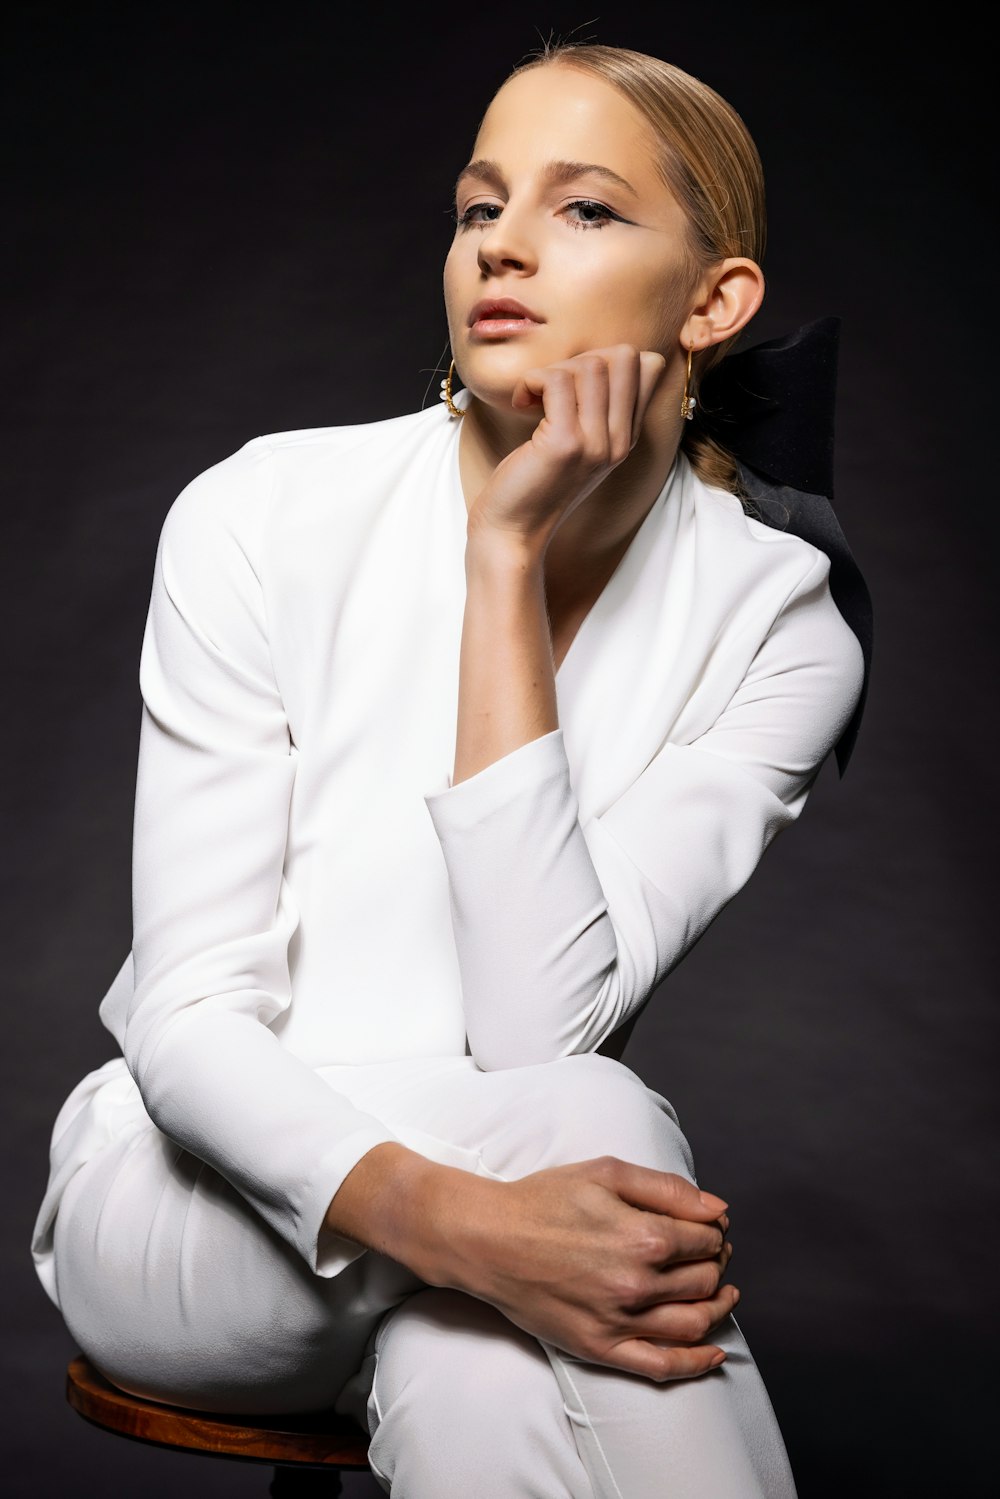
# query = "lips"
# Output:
<box><xmin>468</xmin><ymin>297</ymin><xmax>544</xmax><ymax>329</ymax></box>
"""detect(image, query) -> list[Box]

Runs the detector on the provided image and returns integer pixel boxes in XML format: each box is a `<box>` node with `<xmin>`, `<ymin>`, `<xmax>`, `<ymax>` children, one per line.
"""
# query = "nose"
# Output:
<box><xmin>476</xmin><ymin>203</ymin><xmax>538</xmax><ymax>278</ymax></box>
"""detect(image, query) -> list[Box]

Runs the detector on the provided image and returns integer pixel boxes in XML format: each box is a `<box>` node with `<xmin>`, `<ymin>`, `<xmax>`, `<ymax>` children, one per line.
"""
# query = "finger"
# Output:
<box><xmin>569</xmin><ymin>354</ymin><xmax>612</xmax><ymax>465</ymax></box>
<box><xmin>601</xmin><ymin>345</ymin><xmax>642</xmax><ymax>461</ymax></box>
<box><xmin>510</xmin><ymin>367</ymin><xmax>546</xmax><ymax>410</ymax></box>
<box><xmin>601</xmin><ymin>1337</ymin><xmax>727</xmax><ymax>1383</ymax></box>
<box><xmin>625</xmin><ymin>1201</ymin><xmax>726</xmax><ymax>1264</ymax></box>
<box><xmin>601</xmin><ymin>1159</ymin><xmax>728</xmax><ymax>1221</ymax></box>
<box><xmin>630</xmin><ymin>1240</ymin><xmax>732</xmax><ymax>1309</ymax></box>
<box><xmin>511</xmin><ymin>366</ymin><xmax>582</xmax><ymax>445</ymax></box>
<box><xmin>632</xmin><ymin>350</ymin><xmax>667</xmax><ymax>444</ymax></box>
<box><xmin>627</xmin><ymin>1283</ymin><xmax>741</xmax><ymax>1345</ymax></box>
<box><xmin>634</xmin><ymin>1255</ymin><xmax>729</xmax><ymax>1305</ymax></box>
<box><xmin>648</xmin><ymin>1215</ymin><xmax>728</xmax><ymax>1265</ymax></box>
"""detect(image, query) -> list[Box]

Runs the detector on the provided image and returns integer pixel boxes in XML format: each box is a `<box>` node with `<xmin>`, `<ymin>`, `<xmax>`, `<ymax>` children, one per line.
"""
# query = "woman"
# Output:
<box><xmin>30</xmin><ymin>41</ymin><xmax>868</xmax><ymax>1498</ymax></box>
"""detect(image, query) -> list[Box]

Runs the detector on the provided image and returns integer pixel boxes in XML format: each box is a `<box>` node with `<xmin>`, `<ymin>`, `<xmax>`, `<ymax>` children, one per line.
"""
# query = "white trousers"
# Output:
<box><xmin>51</xmin><ymin>1053</ymin><xmax>798</xmax><ymax>1497</ymax></box>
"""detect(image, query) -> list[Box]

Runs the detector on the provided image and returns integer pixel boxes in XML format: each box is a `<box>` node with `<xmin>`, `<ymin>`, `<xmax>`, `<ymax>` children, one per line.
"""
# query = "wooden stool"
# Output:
<box><xmin>66</xmin><ymin>1353</ymin><xmax>372</xmax><ymax>1495</ymax></box>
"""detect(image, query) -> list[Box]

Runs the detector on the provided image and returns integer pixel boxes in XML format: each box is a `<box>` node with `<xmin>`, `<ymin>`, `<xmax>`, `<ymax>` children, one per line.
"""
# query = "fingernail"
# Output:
<box><xmin>699</xmin><ymin>1191</ymin><xmax>728</xmax><ymax>1211</ymax></box>
<box><xmin>709</xmin><ymin>1352</ymin><xmax>726</xmax><ymax>1368</ymax></box>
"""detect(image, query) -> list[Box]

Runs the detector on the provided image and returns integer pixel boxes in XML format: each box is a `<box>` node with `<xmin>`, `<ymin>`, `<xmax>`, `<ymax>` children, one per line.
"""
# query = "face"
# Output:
<box><xmin>444</xmin><ymin>64</ymin><xmax>700</xmax><ymax>411</ymax></box>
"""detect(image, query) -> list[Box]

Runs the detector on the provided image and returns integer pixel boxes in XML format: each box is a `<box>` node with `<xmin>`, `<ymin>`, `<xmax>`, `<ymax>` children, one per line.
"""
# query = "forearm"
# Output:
<box><xmin>453</xmin><ymin>525</ymin><xmax>557</xmax><ymax>785</ymax></box>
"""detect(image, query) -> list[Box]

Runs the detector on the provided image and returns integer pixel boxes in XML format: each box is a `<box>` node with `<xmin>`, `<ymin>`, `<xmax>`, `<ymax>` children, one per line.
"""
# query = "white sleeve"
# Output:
<box><xmin>423</xmin><ymin>550</ymin><xmax>866</xmax><ymax>1070</ymax></box>
<box><xmin>119</xmin><ymin>444</ymin><xmax>399</xmax><ymax>1278</ymax></box>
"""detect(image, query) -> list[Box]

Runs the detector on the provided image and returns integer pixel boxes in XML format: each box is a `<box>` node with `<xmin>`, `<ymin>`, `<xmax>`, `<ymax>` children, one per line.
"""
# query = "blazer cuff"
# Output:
<box><xmin>423</xmin><ymin>729</ymin><xmax>569</xmax><ymax>827</ymax></box>
<box><xmin>304</xmin><ymin>1122</ymin><xmax>403</xmax><ymax>1278</ymax></box>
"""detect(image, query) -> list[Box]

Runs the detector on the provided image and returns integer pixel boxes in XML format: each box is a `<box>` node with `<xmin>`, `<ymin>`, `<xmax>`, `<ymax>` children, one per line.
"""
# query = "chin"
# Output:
<box><xmin>455</xmin><ymin>350</ymin><xmax>533</xmax><ymax>411</ymax></box>
<box><xmin>459</xmin><ymin>375</ymin><xmax>534</xmax><ymax>419</ymax></box>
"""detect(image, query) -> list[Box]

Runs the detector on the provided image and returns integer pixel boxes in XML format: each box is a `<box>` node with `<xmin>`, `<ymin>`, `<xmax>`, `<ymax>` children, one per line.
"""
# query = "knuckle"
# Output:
<box><xmin>693</xmin><ymin>1308</ymin><xmax>715</xmax><ymax>1340</ymax></box>
<box><xmin>634</xmin><ymin>1226</ymin><xmax>665</xmax><ymax>1263</ymax></box>
<box><xmin>658</xmin><ymin>1226</ymin><xmax>681</xmax><ymax>1261</ymax></box>
<box><xmin>548</xmin><ymin>432</ymin><xmax>581</xmax><ymax>463</ymax></box>
<box><xmin>583</xmin><ymin>440</ymin><xmax>610</xmax><ymax>468</ymax></box>
<box><xmin>707</xmin><ymin>1232</ymin><xmax>725</xmax><ymax>1262</ymax></box>
<box><xmin>593</xmin><ymin>1154</ymin><xmax>623</xmax><ymax>1184</ymax></box>
<box><xmin>611</xmin><ymin>1269</ymin><xmax>647</xmax><ymax>1307</ymax></box>
<box><xmin>675</xmin><ymin>1310</ymin><xmax>710</xmax><ymax>1344</ymax></box>
<box><xmin>693</xmin><ymin>1265</ymin><xmax>719</xmax><ymax>1298</ymax></box>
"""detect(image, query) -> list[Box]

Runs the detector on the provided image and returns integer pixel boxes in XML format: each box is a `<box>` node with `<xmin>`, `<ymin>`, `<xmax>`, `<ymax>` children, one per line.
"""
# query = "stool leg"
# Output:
<box><xmin>269</xmin><ymin>1465</ymin><xmax>343</xmax><ymax>1495</ymax></box>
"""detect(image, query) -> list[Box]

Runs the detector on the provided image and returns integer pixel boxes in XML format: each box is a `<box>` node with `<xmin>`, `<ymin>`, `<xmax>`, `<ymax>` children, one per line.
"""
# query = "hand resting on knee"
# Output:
<box><xmin>324</xmin><ymin>1142</ymin><xmax>737</xmax><ymax>1383</ymax></box>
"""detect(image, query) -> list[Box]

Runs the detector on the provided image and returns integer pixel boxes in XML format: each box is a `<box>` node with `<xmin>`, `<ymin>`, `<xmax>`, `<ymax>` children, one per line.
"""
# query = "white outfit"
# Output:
<box><xmin>31</xmin><ymin>395</ymin><xmax>864</xmax><ymax>1496</ymax></box>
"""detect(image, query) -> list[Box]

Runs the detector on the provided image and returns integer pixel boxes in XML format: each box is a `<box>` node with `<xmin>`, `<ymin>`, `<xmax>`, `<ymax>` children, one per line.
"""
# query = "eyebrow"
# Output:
<box><xmin>455</xmin><ymin>158</ymin><xmax>639</xmax><ymax>199</ymax></box>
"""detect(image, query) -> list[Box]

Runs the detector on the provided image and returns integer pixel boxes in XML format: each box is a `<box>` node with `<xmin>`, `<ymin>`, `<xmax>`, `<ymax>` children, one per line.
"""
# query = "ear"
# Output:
<box><xmin>681</xmin><ymin>258</ymin><xmax>765</xmax><ymax>351</ymax></box>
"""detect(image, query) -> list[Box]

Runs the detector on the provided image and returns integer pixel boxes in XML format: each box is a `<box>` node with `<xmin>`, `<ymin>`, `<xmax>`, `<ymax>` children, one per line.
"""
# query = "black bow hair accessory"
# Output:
<box><xmin>695</xmin><ymin>316</ymin><xmax>873</xmax><ymax>777</ymax></box>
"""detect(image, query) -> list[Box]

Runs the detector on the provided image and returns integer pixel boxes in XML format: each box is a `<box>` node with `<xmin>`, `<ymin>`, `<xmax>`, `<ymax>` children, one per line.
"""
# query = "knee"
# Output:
<box><xmin>514</xmin><ymin>1053</ymin><xmax>696</xmax><ymax>1179</ymax></box>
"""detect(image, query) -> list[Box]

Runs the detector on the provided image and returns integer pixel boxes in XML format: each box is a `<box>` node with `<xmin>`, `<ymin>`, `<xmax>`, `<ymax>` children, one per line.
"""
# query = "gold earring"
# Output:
<box><xmin>680</xmin><ymin>345</ymin><xmax>697</xmax><ymax>421</ymax></box>
<box><xmin>439</xmin><ymin>358</ymin><xmax>465</xmax><ymax>419</ymax></box>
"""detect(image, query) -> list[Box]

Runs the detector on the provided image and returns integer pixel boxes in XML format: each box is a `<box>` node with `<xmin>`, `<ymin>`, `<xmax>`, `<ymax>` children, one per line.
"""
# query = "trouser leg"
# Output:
<box><xmin>365</xmin><ymin>1288</ymin><xmax>593</xmax><ymax>1499</ymax></box>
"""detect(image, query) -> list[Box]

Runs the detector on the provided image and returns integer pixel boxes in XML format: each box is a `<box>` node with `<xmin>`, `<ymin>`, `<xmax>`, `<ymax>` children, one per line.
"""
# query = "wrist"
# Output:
<box><xmin>323</xmin><ymin>1143</ymin><xmax>435</xmax><ymax>1263</ymax></box>
<box><xmin>323</xmin><ymin>1143</ymin><xmax>503</xmax><ymax>1291</ymax></box>
<box><xmin>465</xmin><ymin>515</ymin><xmax>550</xmax><ymax>571</ymax></box>
<box><xmin>414</xmin><ymin>1161</ymin><xmax>508</xmax><ymax>1294</ymax></box>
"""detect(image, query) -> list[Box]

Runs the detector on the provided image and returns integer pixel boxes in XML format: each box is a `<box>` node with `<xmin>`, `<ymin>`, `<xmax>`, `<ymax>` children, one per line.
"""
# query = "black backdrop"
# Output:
<box><xmin>4</xmin><ymin>3</ymin><xmax>996</xmax><ymax>1495</ymax></box>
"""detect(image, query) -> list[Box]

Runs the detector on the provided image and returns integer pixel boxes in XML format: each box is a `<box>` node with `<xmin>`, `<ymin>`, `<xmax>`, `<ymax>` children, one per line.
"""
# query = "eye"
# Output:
<box><xmin>562</xmin><ymin>199</ymin><xmax>626</xmax><ymax>230</ymax></box>
<box><xmin>454</xmin><ymin>201</ymin><xmax>504</xmax><ymax>229</ymax></box>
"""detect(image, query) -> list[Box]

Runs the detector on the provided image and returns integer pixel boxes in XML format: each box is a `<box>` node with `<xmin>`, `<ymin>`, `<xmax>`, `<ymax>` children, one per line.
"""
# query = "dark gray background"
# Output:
<box><xmin>4</xmin><ymin>2</ymin><xmax>996</xmax><ymax>1494</ymax></box>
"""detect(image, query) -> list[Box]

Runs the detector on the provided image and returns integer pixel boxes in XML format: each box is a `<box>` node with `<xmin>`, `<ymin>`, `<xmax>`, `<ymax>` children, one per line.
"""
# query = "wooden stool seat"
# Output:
<box><xmin>66</xmin><ymin>1353</ymin><xmax>371</xmax><ymax>1494</ymax></box>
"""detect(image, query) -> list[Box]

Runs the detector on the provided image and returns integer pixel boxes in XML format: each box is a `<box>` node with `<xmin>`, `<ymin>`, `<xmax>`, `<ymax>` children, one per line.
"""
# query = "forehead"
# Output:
<box><xmin>471</xmin><ymin>65</ymin><xmax>666</xmax><ymax>193</ymax></box>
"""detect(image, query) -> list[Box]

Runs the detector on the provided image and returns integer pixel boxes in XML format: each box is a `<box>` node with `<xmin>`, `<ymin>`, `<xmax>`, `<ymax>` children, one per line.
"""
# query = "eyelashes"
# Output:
<box><xmin>453</xmin><ymin>198</ymin><xmax>627</xmax><ymax>231</ymax></box>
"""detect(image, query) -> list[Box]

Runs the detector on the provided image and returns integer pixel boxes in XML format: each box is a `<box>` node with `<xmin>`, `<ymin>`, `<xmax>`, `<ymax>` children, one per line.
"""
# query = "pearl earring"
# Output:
<box><xmin>440</xmin><ymin>359</ymin><xmax>465</xmax><ymax>420</ymax></box>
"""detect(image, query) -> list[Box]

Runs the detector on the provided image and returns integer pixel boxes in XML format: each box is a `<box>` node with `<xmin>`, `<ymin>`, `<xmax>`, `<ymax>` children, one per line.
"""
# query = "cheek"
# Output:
<box><xmin>561</xmin><ymin>251</ymin><xmax>683</xmax><ymax>347</ymax></box>
<box><xmin>643</xmin><ymin>280</ymin><xmax>687</xmax><ymax>347</ymax></box>
<box><xmin>601</xmin><ymin>253</ymin><xmax>690</xmax><ymax>348</ymax></box>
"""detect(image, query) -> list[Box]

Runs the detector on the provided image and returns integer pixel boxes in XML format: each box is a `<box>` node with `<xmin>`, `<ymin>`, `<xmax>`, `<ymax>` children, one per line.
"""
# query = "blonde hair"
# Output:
<box><xmin>506</xmin><ymin>43</ymin><xmax>767</xmax><ymax>499</ymax></box>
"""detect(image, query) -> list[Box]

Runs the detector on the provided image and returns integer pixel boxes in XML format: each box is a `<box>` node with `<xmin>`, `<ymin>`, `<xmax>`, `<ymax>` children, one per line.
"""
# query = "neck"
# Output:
<box><xmin>457</xmin><ymin>382</ymin><xmax>684</xmax><ymax>606</ymax></box>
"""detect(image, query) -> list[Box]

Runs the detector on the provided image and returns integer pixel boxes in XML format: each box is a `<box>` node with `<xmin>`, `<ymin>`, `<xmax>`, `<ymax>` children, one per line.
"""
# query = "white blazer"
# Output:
<box><xmin>31</xmin><ymin>398</ymin><xmax>865</xmax><ymax>1304</ymax></box>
